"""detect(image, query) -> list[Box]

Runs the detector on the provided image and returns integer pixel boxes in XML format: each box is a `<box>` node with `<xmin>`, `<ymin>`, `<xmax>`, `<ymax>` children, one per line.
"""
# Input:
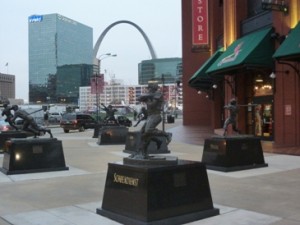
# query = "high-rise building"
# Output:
<box><xmin>28</xmin><ymin>13</ymin><xmax>93</xmax><ymax>104</ymax></box>
<box><xmin>138</xmin><ymin>58</ymin><xmax>182</xmax><ymax>85</ymax></box>
<box><xmin>0</xmin><ymin>73</ymin><xmax>15</xmax><ymax>100</ymax></box>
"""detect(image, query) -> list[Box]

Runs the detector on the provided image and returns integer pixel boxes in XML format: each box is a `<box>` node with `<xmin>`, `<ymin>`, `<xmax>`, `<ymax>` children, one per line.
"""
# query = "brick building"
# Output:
<box><xmin>182</xmin><ymin>0</ymin><xmax>300</xmax><ymax>152</ymax></box>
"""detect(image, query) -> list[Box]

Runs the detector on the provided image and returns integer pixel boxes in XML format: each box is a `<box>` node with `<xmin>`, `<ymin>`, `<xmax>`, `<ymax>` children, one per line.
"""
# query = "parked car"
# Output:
<box><xmin>60</xmin><ymin>113</ymin><xmax>97</xmax><ymax>133</ymax></box>
<box><xmin>0</xmin><ymin>119</ymin><xmax>14</xmax><ymax>131</ymax></box>
<box><xmin>49</xmin><ymin>112</ymin><xmax>62</xmax><ymax>122</ymax></box>
<box><xmin>117</xmin><ymin>116</ymin><xmax>132</xmax><ymax>127</ymax></box>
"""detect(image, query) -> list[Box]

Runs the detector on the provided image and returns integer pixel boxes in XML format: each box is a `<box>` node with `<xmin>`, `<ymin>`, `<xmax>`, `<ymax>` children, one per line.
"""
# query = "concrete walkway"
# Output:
<box><xmin>0</xmin><ymin>119</ymin><xmax>299</xmax><ymax>225</ymax></box>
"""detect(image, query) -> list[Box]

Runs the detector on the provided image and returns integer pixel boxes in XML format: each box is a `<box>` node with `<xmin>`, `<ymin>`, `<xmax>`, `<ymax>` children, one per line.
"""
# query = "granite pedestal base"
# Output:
<box><xmin>123</xmin><ymin>131</ymin><xmax>171</xmax><ymax>154</ymax></box>
<box><xmin>0</xmin><ymin>138</ymin><xmax>69</xmax><ymax>175</ymax></box>
<box><xmin>97</xmin><ymin>160</ymin><xmax>219</xmax><ymax>225</ymax></box>
<box><xmin>93</xmin><ymin>123</ymin><xmax>120</xmax><ymax>138</ymax></box>
<box><xmin>202</xmin><ymin>135</ymin><xmax>268</xmax><ymax>172</ymax></box>
<box><xmin>0</xmin><ymin>131</ymin><xmax>27</xmax><ymax>152</ymax></box>
<box><xmin>97</xmin><ymin>126</ymin><xmax>128</xmax><ymax>145</ymax></box>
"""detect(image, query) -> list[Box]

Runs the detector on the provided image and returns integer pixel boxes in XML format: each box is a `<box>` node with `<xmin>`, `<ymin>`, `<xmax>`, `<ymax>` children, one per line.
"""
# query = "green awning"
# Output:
<box><xmin>207</xmin><ymin>27</ymin><xmax>274</xmax><ymax>76</ymax></box>
<box><xmin>188</xmin><ymin>49</ymin><xmax>223</xmax><ymax>91</ymax></box>
<box><xmin>273</xmin><ymin>22</ymin><xmax>300</xmax><ymax>62</ymax></box>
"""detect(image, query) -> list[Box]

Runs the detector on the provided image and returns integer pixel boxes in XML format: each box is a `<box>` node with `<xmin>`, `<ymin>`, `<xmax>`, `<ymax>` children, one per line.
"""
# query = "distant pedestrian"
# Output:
<box><xmin>133</xmin><ymin>110</ymin><xmax>137</xmax><ymax>121</ymax></box>
<box><xmin>44</xmin><ymin>110</ymin><xmax>49</xmax><ymax>127</ymax></box>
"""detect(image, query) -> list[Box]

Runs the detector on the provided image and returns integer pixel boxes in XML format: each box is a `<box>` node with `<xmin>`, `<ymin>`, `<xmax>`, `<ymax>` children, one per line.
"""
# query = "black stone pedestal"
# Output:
<box><xmin>0</xmin><ymin>131</ymin><xmax>28</xmax><ymax>153</ymax></box>
<box><xmin>123</xmin><ymin>131</ymin><xmax>171</xmax><ymax>154</ymax></box>
<box><xmin>97</xmin><ymin>160</ymin><xmax>219</xmax><ymax>225</ymax></box>
<box><xmin>202</xmin><ymin>135</ymin><xmax>268</xmax><ymax>172</ymax></box>
<box><xmin>97</xmin><ymin>126</ymin><xmax>128</xmax><ymax>145</ymax></box>
<box><xmin>0</xmin><ymin>138</ymin><xmax>69</xmax><ymax>175</ymax></box>
<box><xmin>93</xmin><ymin>123</ymin><xmax>122</xmax><ymax>138</ymax></box>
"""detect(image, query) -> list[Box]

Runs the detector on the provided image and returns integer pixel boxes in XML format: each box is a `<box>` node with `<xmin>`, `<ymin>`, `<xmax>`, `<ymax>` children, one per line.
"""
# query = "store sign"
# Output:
<box><xmin>192</xmin><ymin>0</ymin><xmax>209</xmax><ymax>46</ymax></box>
<box><xmin>28</xmin><ymin>15</ymin><xmax>43</xmax><ymax>23</ymax></box>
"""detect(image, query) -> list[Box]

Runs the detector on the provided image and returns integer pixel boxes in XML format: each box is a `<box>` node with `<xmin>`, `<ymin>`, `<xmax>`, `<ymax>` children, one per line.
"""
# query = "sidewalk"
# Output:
<box><xmin>0</xmin><ymin>120</ymin><xmax>299</xmax><ymax>225</ymax></box>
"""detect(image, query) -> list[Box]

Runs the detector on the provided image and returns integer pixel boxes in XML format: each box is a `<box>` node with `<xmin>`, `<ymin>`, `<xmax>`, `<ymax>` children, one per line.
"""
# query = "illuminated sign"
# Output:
<box><xmin>192</xmin><ymin>0</ymin><xmax>209</xmax><ymax>46</ymax></box>
<box><xmin>28</xmin><ymin>15</ymin><xmax>43</xmax><ymax>23</ymax></box>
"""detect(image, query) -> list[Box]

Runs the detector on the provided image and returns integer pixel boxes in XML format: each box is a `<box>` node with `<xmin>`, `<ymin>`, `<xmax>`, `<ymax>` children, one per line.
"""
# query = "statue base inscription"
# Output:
<box><xmin>0</xmin><ymin>138</ymin><xmax>69</xmax><ymax>175</ymax></box>
<box><xmin>97</xmin><ymin>160</ymin><xmax>219</xmax><ymax>225</ymax></box>
<box><xmin>97</xmin><ymin>126</ymin><xmax>128</xmax><ymax>145</ymax></box>
<box><xmin>202</xmin><ymin>135</ymin><xmax>268</xmax><ymax>172</ymax></box>
<box><xmin>123</xmin><ymin>131</ymin><xmax>171</xmax><ymax>154</ymax></box>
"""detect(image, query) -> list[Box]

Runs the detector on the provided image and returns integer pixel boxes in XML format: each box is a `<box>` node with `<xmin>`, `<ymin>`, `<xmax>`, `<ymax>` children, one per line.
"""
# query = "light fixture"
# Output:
<box><xmin>212</xmin><ymin>84</ymin><xmax>218</xmax><ymax>89</ymax></box>
<box><xmin>255</xmin><ymin>75</ymin><xmax>264</xmax><ymax>82</ymax></box>
<box><xmin>270</xmin><ymin>72</ymin><xmax>276</xmax><ymax>79</ymax></box>
<box><xmin>269</xmin><ymin>70</ymin><xmax>289</xmax><ymax>79</ymax></box>
<box><xmin>197</xmin><ymin>90</ymin><xmax>202</xmax><ymax>94</ymax></box>
<box><xmin>261</xmin><ymin>0</ymin><xmax>288</xmax><ymax>15</ymax></box>
<box><xmin>15</xmin><ymin>153</ymin><xmax>21</xmax><ymax>161</ymax></box>
<box><xmin>271</xmin><ymin>32</ymin><xmax>286</xmax><ymax>44</ymax></box>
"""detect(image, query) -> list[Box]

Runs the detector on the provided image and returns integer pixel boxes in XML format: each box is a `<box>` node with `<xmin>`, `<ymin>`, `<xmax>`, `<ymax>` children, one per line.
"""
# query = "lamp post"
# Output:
<box><xmin>94</xmin><ymin>53</ymin><xmax>117</xmax><ymax>122</ymax></box>
<box><xmin>97</xmin><ymin>53</ymin><xmax>117</xmax><ymax>74</ymax></box>
<box><xmin>161</xmin><ymin>74</ymin><xmax>165</xmax><ymax>132</ymax></box>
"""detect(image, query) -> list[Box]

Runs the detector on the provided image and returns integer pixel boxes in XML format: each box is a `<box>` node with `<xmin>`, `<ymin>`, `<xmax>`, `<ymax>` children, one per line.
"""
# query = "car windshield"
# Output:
<box><xmin>62</xmin><ymin>113</ymin><xmax>76</xmax><ymax>120</ymax></box>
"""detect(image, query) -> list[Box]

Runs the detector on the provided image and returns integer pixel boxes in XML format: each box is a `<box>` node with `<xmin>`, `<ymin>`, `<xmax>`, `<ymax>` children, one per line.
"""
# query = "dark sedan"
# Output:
<box><xmin>117</xmin><ymin>116</ymin><xmax>132</xmax><ymax>127</ymax></box>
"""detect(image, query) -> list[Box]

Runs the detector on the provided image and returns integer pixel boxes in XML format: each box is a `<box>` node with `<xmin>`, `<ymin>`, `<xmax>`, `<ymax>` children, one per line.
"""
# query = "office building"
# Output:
<box><xmin>138</xmin><ymin>58</ymin><xmax>182</xmax><ymax>85</ymax></box>
<box><xmin>28</xmin><ymin>13</ymin><xmax>93</xmax><ymax>103</ymax></box>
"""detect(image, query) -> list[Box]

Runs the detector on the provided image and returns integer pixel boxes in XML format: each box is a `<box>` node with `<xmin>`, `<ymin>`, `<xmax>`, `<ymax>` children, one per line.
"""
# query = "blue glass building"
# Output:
<box><xmin>28</xmin><ymin>14</ymin><xmax>93</xmax><ymax>103</ymax></box>
<box><xmin>138</xmin><ymin>58</ymin><xmax>182</xmax><ymax>85</ymax></box>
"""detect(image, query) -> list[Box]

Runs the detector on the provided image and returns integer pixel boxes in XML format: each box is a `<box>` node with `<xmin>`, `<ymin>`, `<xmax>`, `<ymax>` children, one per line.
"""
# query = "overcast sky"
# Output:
<box><xmin>0</xmin><ymin>0</ymin><xmax>182</xmax><ymax>100</ymax></box>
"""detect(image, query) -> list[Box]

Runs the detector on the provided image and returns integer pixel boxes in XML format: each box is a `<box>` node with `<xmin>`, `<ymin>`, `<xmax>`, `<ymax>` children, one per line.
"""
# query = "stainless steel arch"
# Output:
<box><xmin>93</xmin><ymin>20</ymin><xmax>157</xmax><ymax>61</ymax></box>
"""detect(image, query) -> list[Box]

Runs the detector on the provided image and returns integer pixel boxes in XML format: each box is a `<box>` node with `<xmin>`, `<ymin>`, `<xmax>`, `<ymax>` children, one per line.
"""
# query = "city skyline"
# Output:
<box><xmin>0</xmin><ymin>0</ymin><xmax>182</xmax><ymax>101</ymax></box>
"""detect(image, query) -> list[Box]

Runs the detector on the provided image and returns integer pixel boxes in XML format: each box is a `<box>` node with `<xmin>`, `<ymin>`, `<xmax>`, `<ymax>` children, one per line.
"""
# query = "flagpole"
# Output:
<box><xmin>5</xmin><ymin>63</ymin><xmax>8</xmax><ymax>74</ymax></box>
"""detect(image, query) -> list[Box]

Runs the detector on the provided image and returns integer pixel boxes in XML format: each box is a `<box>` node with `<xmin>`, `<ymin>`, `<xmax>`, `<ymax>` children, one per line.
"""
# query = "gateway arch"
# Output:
<box><xmin>93</xmin><ymin>20</ymin><xmax>157</xmax><ymax>63</ymax></box>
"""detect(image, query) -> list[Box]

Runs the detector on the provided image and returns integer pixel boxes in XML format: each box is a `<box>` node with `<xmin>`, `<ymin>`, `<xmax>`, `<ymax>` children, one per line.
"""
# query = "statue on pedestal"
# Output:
<box><xmin>130</xmin><ymin>83</ymin><xmax>172</xmax><ymax>159</ymax></box>
<box><xmin>101</xmin><ymin>104</ymin><xmax>119</xmax><ymax>125</ymax></box>
<box><xmin>11</xmin><ymin>105</ymin><xmax>53</xmax><ymax>138</ymax></box>
<box><xmin>1</xmin><ymin>101</ymin><xmax>19</xmax><ymax>130</ymax></box>
<box><xmin>223</xmin><ymin>98</ymin><xmax>240</xmax><ymax>136</ymax></box>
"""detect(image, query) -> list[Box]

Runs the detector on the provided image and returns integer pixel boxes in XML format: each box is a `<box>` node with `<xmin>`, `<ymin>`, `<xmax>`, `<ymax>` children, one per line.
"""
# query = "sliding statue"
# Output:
<box><xmin>11</xmin><ymin>105</ymin><xmax>53</xmax><ymax>138</ymax></box>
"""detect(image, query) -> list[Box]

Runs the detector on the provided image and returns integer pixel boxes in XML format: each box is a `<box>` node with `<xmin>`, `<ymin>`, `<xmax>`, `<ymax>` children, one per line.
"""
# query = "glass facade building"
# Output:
<box><xmin>28</xmin><ymin>14</ymin><xmax>93</xmax><ymax>103</ymax></box>
<box><xmin>138</xmin><ymin>58</ymin><xmax>182</xmax><ymax>85</ymax></box>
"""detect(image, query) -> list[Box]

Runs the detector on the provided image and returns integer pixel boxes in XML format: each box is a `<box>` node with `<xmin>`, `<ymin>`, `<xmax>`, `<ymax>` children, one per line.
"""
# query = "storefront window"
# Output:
<box><xmin>254</xmin><ymin>103</ymin><xmax>273</xmax><ymax>137</ymax></box>
<box><xmin>253</xmin><ymin>74</ymin><xmax>273</xmax><ymax>96</ymax></box>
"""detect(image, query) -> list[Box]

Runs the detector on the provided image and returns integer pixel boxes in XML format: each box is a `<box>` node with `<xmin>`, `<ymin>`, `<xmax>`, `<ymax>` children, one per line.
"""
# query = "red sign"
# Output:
<box><xmin>192</xmin><ymin>0</ymin><xmax>209</xmax><ymax>46</ymax></box>
<box><xmin>91</xmin><ymin>74</ymin><xmax>104</xmax><ymax>94</ymax></box>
